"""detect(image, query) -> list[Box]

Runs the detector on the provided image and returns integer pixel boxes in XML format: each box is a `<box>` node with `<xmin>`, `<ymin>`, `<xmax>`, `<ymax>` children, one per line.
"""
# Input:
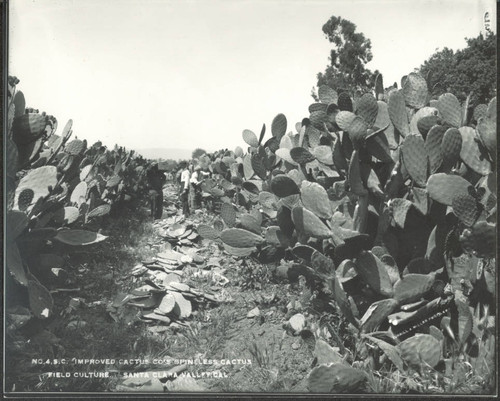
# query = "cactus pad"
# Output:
<box><xmin>13</xmin><ymin>90</ymin><xmax>26</xmax><ymax>117</ymax></box>
<box><xmin>424</xmin><ymin>125</ymin><xmax>446</xmax><ymax>173</ymax></box>
<box><xmin>14</xmin><ymin>165</ymin><xmax>57</xmax><ymax>211</ymax></box>
<box><xmin>388</xmin><ymin>90</ymin><xmax>410</xmax><ymax>136</ymax></box>
<box><xmin>355</xmin><ymin>251</ymin><xmax>394</xmax><ymax>297</ymax></box>
<box><xmin>338</xmin><ymin>92</ymin><xmax>353</xmax><ymax>111</ymax></box>
<box><xmin>374</xmin><ymin>101</ymin><xmax>398</xmax><ymax>148</ymax></box>
<box><xmin>62</xmin><ymin>206</ymin><xmax>80</xmax><ymax>224</ymax></box>
<box><xmin>242</xmin><ymin>129</ymin><xmax>259</xmax><ymax>147</ymax></box>
<box><xmin>309</xmin><ymin>110</ymin><xmax>329</xmax><ymax>130</ymax></box>
<box><xmin>401</xmin><ymin>134</ymin><xmax>427</xmax><ymax>186</ymax></box>
<box><xmin>292</xmin><ymin>206</ymin><xmax>331</xmax><ymax>239</ymax></box>
<box><xmin>28</xmin><ymin>280</ymin><xmax>54</xmax><ymax>319</ymax></box>
<box><xmin>70</xmin><ymin>181</ymin><xmax>88</xmax><ymax>206</ymax></box>
<box><xmin>308</xmin><ymin>103</ymin><xmax>328</xmax><ymax>113</ymax></box>
<box><xmin>318</xmin><ymin>85</ymin><xmax>338</xmax><ymax>105</ymax></box>
<box><xmin>346</xmin><ymin>116</ymin><xmax>368</xmax><ymax>144</ymax></box>
<box><xmin>393</xmin><ymin>273</ymin><xmax>435</xmax><ymax>304</ymax></box>
<box><xmin>65</xmin><ymin>139</ymin><xmax>86</xmax><ymax>156</ymax></box>
<box><xmin>311</xmin><ymin>145</ymin><xmax>333</xmax><ymax>165</ymax></box>
<box><xmin>197</xmin><ymin>224</ymin><xmax>221</xmax><ymax>240</ymax></box>
<box><xmin>220</xmin><ymin>203</ymin><xmax>236</xmax><ymax>227</ymax></box>
<box><xmin>452</xmin><ymin>193</ymin><xmax>482</xmax><ymax>227</ymax></box>
<box><xmin>459</xmin><ymin>221</ymin><xmax>495</xmax><ymax>258</ymax></box>
<box><xmin>172</xmin><ymin>292</ymin><xmax>192</xmax><ymax>319</ymax></box>
<box><xmin>239</xmin><ymin>214</ymin><xmax>261</xmax><ymax>234</ymax></box>
<box><xmin>243</xmin><ymin>153</ymin><xmax>255</xmax><ymax>178</ymax></box>
<box><xmin>54</xmin><ymin>229</ymin><xmax>108</xmax><ymax>246</ymax></box>
<box><xmin>265</xmin><ymin>226</ymin><xmax>289</xmax><ymax>247</ymax></box>
<box><xmin>6</xmin><ymin>243</ymin><xmax>28</xmax><ymax>286</ymax></box>
<box><xmin>106</xmin><ymin>175</ymin><xmax>121</xmax><ymax>188</ymax></box>
<box><xmin>356</xmin><ymin>93</ymin><xmax>378</xmax><ymax>128</ymax></box>
<box><xmin>12</xmin><ymin>113</ymin><xmax>47</xmax><ymax>145</ymax></box>
<box><xmin>426</xmin><ymin>173</ymin><xmax>471</xmax><ymax>205</ymax></box>
<box><xmin>223</xmin><ymin>243</ymin><xmax>255</xmax><ymax>257</ymax></box>
<box><xmin>220</xmin><ymin>228</ymin><xmax>263</xmax><ymax>248</ymax></box>
<box><xmin>402</xmin><ymin>72</ymin><xmax>428</xmax><ymax>109</ymax></box>
<box><xmin>271</xmin><ymin>175</ymin><xmax>300</xmax><ymax>198</ymax></box>
<box><xmin>251</xmin><ymin>153</ymin><xmax>267</xmax><ymax>179</ymax></box>
<box><xmin>410</xmin><ymin>187</ymin><xmax>429</xmax><ymax>216</ymax></box>
<box><xmin>18</xmin><ymin>189</ymin><xmax>34</xmax><ymax>212</ymax></box>
<box><xmin>234</xmin><ymin>146</ymin><xmax>243</xmax><ymax>158</ymax></box>
<box><xmin>476</xmin><ymin>116</ymin><xmax>496</xmax><ymax>159</ymax></box>
<box><xmin>390</xmin><ymin>198</ymin><xmax>413</xmax><ymax>228</ymax></box>
<box><xmin>437</xmin><ymin>93</ymin><xmax>462</xmax><ymax>128</ymax></box>
<box><xmin>276</xmin><ymin>147</ymin><xmax>298</xmax><ymax>166</ymax></box>
<box><xmin>87</xmin><ymin>204</ymin><xmax>111</xmax><ymax>219</ymax></box>
<box><xmin>335</xmin><ymin>111</ymin><xmax>356</xmax><ymax>131</ymax></box>
<box><xmin>459</xmin><ymin>126</ymin><xmax>491</xmax><ymax>175</ymax></box>
<box><xmin>307</xmin><ymin>363</ymin><xmax>367</xmax><ymax>393</ymax></box>
<box><xmin>409</xmin><ymin>106</ymin><xmax>438</xmax><ymax>135</ymax></box>
<box><xmin>348</xmin><ymin>150</ymin><xmax>367</xmax><ymax>196</ymax></box>
<box><xmin>300</xmin><ymin>181</ymin><xmax>332</xmax><ymax>219</ymax></box>
<box><xmin>290</xmin><ymin>147</ymin><xmax>315</xmax><ymax>164</ymax></box>
<box><xmin>441</xmin><ymin>128</ymin><xmax>462</xmax><ymax>168</ymax></box>
<box><xmin>360</xmin><ymin>298</ymin><xmax>399</xmax><ymax>333</ymax></box>
<box><xmin>271</xmin><ymin>113</ymin><xmax>287</xmax><ymax>138</ymax></box>
<box><xmin>398</xmin><ymin>334</ymin><xmax>442</xmax><ymax>369</ymax></box>
<box><xmin>157</xmin><ymin>293</ymin><xmax>176</xmax><ymax>314</ymax></box>
<box><xmin>417</xmin><ymin>115</ymin><xmax>440</xmax><ymax>137</ymax></box>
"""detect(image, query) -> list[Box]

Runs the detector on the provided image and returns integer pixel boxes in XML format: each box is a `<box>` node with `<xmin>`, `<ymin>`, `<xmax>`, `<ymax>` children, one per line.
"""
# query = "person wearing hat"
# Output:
<box><xmin>189</xmin><ymin>165</ymin><xmax>204</xmax><ymax>212</ymax></box>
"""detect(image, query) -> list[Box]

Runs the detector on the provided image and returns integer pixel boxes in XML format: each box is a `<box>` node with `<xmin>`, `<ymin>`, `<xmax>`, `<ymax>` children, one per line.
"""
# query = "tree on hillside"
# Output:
<box><xmin>419</xmin><ymin>33</ymin><xmax>496</xmax><ymax>105</ymax></box>
<box><xmin>313</xmin><ymin>16</ymin><xmax>378</xmax><ymax>99</ymax></box>
<box><xmin>157</xmin><ymin>159</ymin><xmax>178</xmax><ymax>172</ymax></box>
<box><xmin>192</xmin><ymin>148</ymin><xmax>207</xmax><ymax>159</ymax></box>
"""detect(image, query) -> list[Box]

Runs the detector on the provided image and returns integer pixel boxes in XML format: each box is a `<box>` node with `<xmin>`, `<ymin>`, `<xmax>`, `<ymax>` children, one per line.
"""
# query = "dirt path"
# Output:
<box><xmin>106</xmin><ymin>183</ymin><xmax>314</xmax><ymax>392</ymax></box>
<box><xmin>7</xmin><ymin>182</ymin><xmax>315</xmax><ymax>393</ymax></box>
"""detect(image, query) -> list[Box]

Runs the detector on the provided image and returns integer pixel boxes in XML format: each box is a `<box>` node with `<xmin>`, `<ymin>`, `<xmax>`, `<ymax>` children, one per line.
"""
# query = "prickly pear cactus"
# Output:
<box><xmin>307</xmin><ymin>363</ymin><xmax>367</xmax><ymax>393</ymax></box>
<box><xmin>398</xmin><ymin>334</ymin><xmax>442</xmax><ymax>369</ymax></box>
<box><xmin>452</xmin><ymin>193</ymin><xmax>482</xmax><ymax>227</ymax></box>
<box><xmin>459</xmin><ymin>221</ymin><xmax>495</xmax><ymax>258</ymax></box>
<box><xmin>393</xmin><ymin>273</ymin><xmax>436</xmax><ymax>304</ymax></box>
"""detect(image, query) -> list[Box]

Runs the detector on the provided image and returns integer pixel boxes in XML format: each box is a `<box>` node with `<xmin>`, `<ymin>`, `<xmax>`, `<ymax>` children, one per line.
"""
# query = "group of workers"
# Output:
<box><xmin>178</xmin><ymin>163</ymin><xmax>210</xmax><ymax>216</ymax></box>
<box><xmin>146</xmin><ymin>161</ymin><xmax>210</xmax><ymax>220</ymax></box>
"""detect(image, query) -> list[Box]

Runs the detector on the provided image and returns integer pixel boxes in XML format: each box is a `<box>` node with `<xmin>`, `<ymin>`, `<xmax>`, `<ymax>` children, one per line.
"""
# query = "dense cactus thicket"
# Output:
<box><xmin>193</xmin><ymin>72</ymin><xmax>496</xmax><ymax>392</ymax></box>
<box><xmin>5</xmin><ymin>68</ymin><xmax>496</xmax><ymax>393</ymax></box>
<box><xmin>6</xmin><ymin>76</ymin><xmax>152</xmax><ymax>326</ymax></box>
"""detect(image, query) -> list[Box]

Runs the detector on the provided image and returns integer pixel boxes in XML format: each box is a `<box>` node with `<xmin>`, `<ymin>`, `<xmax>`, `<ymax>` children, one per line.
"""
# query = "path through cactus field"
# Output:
<box><xmin>7</xmin><ymin>182</ymin><xmax>318</xmax><ymax>392</ymax></box>
<box><xmin>6</xmin><ymin>73</ymin><xmax>496</xmax><ymax>394</ymax></box>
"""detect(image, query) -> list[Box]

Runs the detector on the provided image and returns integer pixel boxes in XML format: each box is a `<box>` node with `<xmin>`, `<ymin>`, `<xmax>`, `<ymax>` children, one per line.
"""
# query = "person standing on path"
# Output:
<box><xmin>179</xmin><ymin>163</ymin><xmax>191</xmax><ymax>216</ymax></box>
<box><xmin>189</xmin><ymin>165</ymin><xmax>204</xmax><ymax>212</ymax></box>
<box><xmin>147</xmin><ymin>162</ymin><xmax>167</xmax><ymax>219</ymax></box>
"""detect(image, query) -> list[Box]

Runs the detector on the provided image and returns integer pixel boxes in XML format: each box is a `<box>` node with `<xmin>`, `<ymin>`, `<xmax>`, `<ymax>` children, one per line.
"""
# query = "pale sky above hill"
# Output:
<box><xmin>9</xmin><ymin>0</ymin><xmax>496</xmax><ymax>156</ymax></box>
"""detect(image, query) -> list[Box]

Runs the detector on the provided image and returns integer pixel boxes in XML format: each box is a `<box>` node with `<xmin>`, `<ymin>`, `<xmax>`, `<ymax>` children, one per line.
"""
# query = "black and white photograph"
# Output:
<box><xmin>4</xmin><ymin>0</ymin><xmax>497</xmax><ymax>397</ymax></box>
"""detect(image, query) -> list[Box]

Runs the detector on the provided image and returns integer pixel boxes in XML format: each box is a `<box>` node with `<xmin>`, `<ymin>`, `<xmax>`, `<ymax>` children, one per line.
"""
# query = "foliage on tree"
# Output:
<box><xmin>419</xmin><ymin>33</ymin><xmax>497</xmax><ymax>105</ymax></box>
<box><xmin>313</xmin><ymin>16</ymin><xmax>378</xmax><ymax>99</ymax></box>
<box><xmin>157</xmin><ymin>159</ymin><xmax>178</xmax><ymax>172</ymax></box>
<box><xmin>192</xmin><ymin>148</ymin><xmax>207</xmax><ymax>159</ymax></box>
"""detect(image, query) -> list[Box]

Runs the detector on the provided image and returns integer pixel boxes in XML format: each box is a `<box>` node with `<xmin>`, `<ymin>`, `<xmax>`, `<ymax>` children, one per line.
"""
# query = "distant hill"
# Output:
<box><xmin>136</xmin><ymin>148</ymin><xmax>193</xmax><ymax>161</ymax></box>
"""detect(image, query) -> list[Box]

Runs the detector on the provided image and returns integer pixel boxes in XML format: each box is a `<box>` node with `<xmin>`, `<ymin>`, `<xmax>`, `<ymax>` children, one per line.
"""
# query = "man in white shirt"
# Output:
<box><xmin>189</xmin><ymin>165</ymin><xmax>203</xmax><ymax>211</ymax></box>
<box><xmin>179</xmin><ymin>163</ymin><xmax>191</xmax><ymax>216</ymax></box>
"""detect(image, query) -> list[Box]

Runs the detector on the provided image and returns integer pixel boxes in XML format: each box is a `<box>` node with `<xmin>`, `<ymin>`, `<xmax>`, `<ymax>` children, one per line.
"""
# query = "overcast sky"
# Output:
<box><xmin>9</xmin><ymin>0</ymin><xmax>496</xmax><ymax>156</ymax></box>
